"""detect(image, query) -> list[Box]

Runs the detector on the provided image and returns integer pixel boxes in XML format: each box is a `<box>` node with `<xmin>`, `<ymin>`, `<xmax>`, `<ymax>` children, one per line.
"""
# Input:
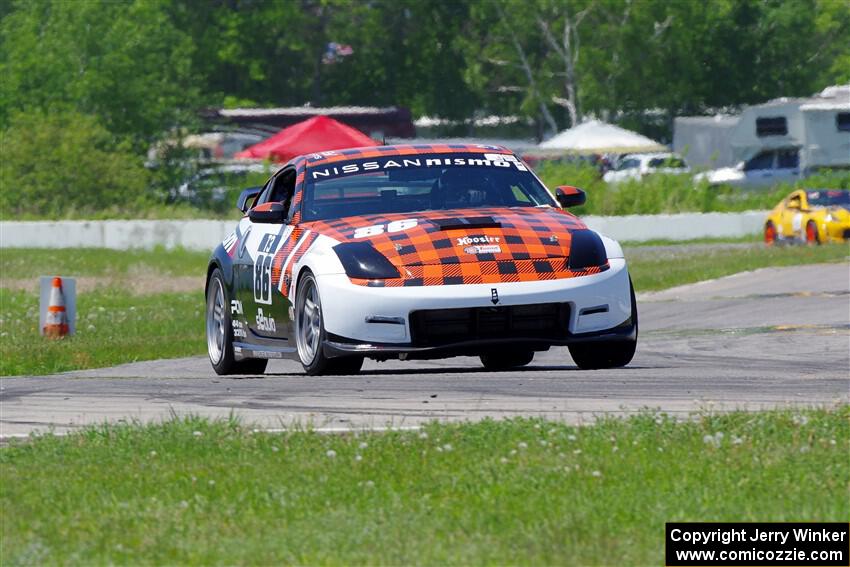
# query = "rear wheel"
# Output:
<box><xmin>480</xmin><ymin>350</ymin><xmax>534</xmax><ymax>370</ymax></box>
<box><xmin>206</xmin><ymin>268</ymin><xmax>268</xmax><ymax>376</ymax></box>
<box><xmin>805</xmin><ymin>221</ymin><xmax>819</xmax><ymax>245</ymax></box>
<box><xmin>295</xmin><ymin>271</ymin><xmax>363</xmax><ymax>376</ymax></box>
<box><xmin>568</xmin><ymin>280</ymin><xmax>638</xmax><ymax>370</ymax></box>
<box><xmin>764</xmin><ymin>221</ymin><xmax>777</xmax><ymax>245</ymax></box>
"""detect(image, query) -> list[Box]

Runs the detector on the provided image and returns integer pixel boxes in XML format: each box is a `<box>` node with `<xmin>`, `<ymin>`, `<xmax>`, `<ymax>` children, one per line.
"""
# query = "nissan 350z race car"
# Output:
<box><xmin>205</xmin><ymin>144</ymin><xmax>637</xmax><ymax>375</ymax></box>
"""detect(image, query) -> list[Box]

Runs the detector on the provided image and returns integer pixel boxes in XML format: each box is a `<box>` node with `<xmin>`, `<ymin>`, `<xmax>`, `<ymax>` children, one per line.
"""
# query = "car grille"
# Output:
<box><xmin>843</xmin><ymin>229</ymin><xmax>850</xmax><ymax>240</ymax></box>
<box><xmin>409</xmin><ymin>303</ymin><xmax>570</xmax><ymax>347</ymax></box>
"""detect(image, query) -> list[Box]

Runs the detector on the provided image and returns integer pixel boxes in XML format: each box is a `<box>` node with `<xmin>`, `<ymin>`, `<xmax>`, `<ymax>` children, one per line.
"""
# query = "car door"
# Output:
<box><xmin>235</xmin><ymin>168</ymin><xmax>298</xmax><ymax>340</ymax></box>
<box><xmin>780</xmin><ymin>191</ymin><xmax>803</xmax><ymax>238</ymax></box>
<box><xmin>774</xmin><ymin>149</ymin><xmax>801</xmax><ymax>185</ymax></box>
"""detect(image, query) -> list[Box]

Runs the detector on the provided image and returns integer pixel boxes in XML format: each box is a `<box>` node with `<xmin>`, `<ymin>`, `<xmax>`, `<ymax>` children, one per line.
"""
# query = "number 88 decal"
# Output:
<box><xmin>253</xmin><ymin>254</ymin><xmax>273</xmax><ymax>304</ymax></box>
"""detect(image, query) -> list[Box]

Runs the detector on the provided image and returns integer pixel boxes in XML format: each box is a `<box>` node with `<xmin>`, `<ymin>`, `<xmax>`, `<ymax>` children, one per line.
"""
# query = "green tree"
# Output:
<box><xmin>0</xmin><ymin>0</ymin><xmax>199</xmax><ymax>146</ymax></box>
<box><xmin>0</xmin><ymin>110</ymin><xmax>150</xmax><ymax>218</ymax></box>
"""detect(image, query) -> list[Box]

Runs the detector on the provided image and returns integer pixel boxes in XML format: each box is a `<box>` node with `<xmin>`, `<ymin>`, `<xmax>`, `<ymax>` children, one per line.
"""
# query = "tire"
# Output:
<box><xmin>568</xmin><ymin>279</ymin><xmax>638</xmax><ymax>370</ymax></box>
<box><xmin>805</xmin><ymin>221</ymin><xmax>819</xmax><ymax>245</ymax></box>
<box><xmin>480</xmin><ymin>350</ymin><xmax>534</xmax><ymax>370</ymax></box>
<box><xmin>764</xmin><ymin>221</ymin><xmax>777</xmax><ymax>245</ymax></box>
<box><xmin>295</xmin><ymin>270</ymin><xmax>363</xmax><ymax>376</ymax></box>
<box><xmin>206</xmin><ymin>268</ymin><xmax>268</xmax><ymax>376</ymax></box>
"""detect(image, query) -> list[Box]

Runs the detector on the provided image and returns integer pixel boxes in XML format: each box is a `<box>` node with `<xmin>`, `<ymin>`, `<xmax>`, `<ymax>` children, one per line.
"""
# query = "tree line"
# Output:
<box><xmin>1</xmin><ymin>0</ymin><xmax>847</xmax><ymax>216</ymax></box>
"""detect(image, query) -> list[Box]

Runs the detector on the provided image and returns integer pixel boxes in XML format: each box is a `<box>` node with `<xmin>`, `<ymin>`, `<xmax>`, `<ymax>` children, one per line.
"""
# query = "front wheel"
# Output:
<box><xmin>206</xmin><ymin>268</ymin><xmax>268</xmax><ymax>376</ymax></box>
<box><xmin>295</xmin><ymin>271</ymin><xmax>363</xmax><ymax>376</ymax></box>
<box><xmin>568</xmin><ymin>339</ymin><xmax>636</xmax><ymax>370</ymax></box>
<box><xmin>568</xmin><ymin>280</ymin><xmax>638</xmax><ymax>370</ymax></box>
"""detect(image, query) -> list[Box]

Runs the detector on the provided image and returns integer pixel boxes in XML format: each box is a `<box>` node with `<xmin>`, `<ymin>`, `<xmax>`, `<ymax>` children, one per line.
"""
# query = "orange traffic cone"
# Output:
<box><xmin>43</xmin><ymin>277</ymin><xmax>69</xmax><ymax>339</ymax></box>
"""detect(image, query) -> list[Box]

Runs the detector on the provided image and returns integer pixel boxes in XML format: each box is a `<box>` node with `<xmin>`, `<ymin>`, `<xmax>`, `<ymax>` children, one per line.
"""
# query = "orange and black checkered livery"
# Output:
<box><xmin>308</xmin><ymin>207</ymin><xmax>608</xmax><ymax>287</ymax></box>
<box><xmin>245</xmin><ymin>144</ymin><xmax>609</xmax><ymax>288</ymax></box>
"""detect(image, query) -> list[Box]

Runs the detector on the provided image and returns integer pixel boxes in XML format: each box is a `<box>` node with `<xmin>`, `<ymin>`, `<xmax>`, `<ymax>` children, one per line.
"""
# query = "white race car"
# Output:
<box><xmin>602</xmin><ymin>152</ymin><xmax>689</xmax><ymax>184</ymax></box>
<box><xmin>205</xmin><ymin>144</ymin><xmax>637</xmax><ymax>375</ymax></box>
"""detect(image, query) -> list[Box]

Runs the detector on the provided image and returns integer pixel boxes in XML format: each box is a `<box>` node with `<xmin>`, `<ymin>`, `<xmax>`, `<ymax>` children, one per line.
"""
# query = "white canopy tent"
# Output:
<box><xmin>537</xmin><ymin>119</ymin><xmax>667</xmax><ymax>155</ymax></box>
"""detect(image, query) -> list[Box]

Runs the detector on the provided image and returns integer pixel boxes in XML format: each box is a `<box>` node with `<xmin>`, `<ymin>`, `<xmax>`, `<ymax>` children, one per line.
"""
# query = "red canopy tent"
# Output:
<box><xmin>235</xmin><ymin>115</ymin><xmax>378</xmax><ymax>162</ymax></box>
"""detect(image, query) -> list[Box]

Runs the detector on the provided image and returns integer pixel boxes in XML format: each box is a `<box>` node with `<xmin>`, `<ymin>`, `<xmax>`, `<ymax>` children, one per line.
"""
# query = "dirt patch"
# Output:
<box><xmin>0</xmin><ymin>276</ymin><xmax>204</xmax><ymax>295</ymax></box>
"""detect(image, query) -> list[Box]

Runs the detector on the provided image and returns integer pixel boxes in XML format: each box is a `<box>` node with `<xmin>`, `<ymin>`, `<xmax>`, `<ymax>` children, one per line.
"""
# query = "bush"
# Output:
<box><xmin>534</xmin><ymin>160</ymin><xmax>850</xmax><ymax>216</ymax></box>
<box><xmin>0</xmin><ymin>110</ymin><xmax>151</xmax><ymax>218</ymax></box>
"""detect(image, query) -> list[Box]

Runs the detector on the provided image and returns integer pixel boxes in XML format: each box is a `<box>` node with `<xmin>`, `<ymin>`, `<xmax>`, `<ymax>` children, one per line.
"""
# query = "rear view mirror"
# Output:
<box><xmin>555</xmin><ymin>186</ymin><xmax>586</xmax><ymax>208</ymax></box>
<box><xmin>248</xmin><ymin>202</ymin><xmax>286</xmax><ymax>224</ymax></box>
<box><xmin>237</xmin><ymin>186</ymin><xmax>262</xmax><ymax>213</ymax></box>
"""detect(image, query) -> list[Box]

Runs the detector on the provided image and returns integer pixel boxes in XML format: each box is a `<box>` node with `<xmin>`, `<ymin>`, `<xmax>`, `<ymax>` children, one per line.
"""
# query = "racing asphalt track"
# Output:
<box><xmin>1</xmin><ymin>262</ymin><xmax>848</xmax><ymax>437</ymax></box>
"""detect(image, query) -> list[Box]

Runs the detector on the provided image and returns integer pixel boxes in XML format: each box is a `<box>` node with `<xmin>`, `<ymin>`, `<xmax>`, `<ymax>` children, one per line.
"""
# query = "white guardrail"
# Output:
<box><xmin>0</xmin><ymin>212</ymin><xmax>767</xmax><ymax>250</ymax></box>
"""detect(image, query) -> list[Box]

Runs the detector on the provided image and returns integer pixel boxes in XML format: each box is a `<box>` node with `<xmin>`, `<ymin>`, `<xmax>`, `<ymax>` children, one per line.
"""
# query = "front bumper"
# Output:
<box><xmin>823</xmin><ymin>221</ymin><xmax>850</xmax><ymax>243</ymax></box>
<box><xmin>316</xmin><ymin>258</ymin><xmax>633</xmax><ymax>356</ymax></box>
<box><xmin>323</xmin><ymin>315</ymin><xmax>636</xmax><ymax>360</ymax></box>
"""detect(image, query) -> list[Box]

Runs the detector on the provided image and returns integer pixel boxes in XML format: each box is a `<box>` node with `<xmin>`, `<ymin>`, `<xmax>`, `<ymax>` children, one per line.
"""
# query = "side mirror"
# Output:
<box><xmin>248</xmin><ymin>202</ymin><xmax>286</xmax><ymax>224</ymax></box>
<box><xmin>237</xmin><ymin>186</ymin><xmax>263</xmax><ymax>213</ymax></box>
<box><xmin>555</xmin><ymin>186</ymin><xmax>586</xmax><ymax>208</ymax></box>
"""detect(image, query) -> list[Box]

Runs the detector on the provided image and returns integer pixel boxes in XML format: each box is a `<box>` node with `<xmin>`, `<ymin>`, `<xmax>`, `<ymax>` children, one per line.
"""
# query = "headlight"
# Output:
<box><xmin>333</xmin><ymin>241</ymin><xmax>401</xmax><ymax>280</ymax></box>
<box><xmin>568</xmin><ymin>230</ymin><xmax>607</xmax><ymax>269</ymax></box>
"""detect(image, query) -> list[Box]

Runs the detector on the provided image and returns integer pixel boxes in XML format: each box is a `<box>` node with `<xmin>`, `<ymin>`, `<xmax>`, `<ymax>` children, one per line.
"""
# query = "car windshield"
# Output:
<box><xmin>302</xmin><ymin>152</ymin><xmax>555</xmax><ymax>221</ymax></box>
<box><xmin>806</xmin><ymin>190</ymin><xmax>850</xmax><ymax>207</ymax></box>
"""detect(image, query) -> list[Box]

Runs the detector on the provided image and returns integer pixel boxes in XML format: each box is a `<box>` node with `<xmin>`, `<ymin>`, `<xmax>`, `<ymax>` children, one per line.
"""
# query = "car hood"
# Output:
<box><xmin>306</xmin><ymin>206</ymin><xmax>589</xmax><ymax>268</ymax></box>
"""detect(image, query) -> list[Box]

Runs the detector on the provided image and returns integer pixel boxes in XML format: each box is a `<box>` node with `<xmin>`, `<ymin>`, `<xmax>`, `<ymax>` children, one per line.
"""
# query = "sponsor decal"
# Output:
<box><xmin>253</xmin><ymin>350</ymin><xmax>284</xmax><ymax>359</ymax></box>
<box><xmin>310</xmin><ymin>155</ymin><xmax>527</xmax><ymax>181</ymax></box>
<box><xmin>255</xmin><ymin>308</ymin><xmax>276</xmax><ymax>332</ymax></box>
<box><xmin>456</xmin><ymin>235</ymin><xmax>500</xmax><ymax>246</ymax></box>
<box><xmin>254</xmin><ymin>231</ymin><xmax>284</xmax><ymax>305</ymax></box>
<box><xmin>491</xmin><ymin>288</ymin><xmax>499</xmax><ymax>305</ymax></box>
<box><xmin>222</xmin><ymin>231</ymin><xmax>238</xmax><ymax>255</ymax></box>
<box><xmin>230</xmin><ymin>299</ymin><xmax>243</xmax><ymax>315</ymax></box>
<box><xmin>232</xmin><ymin>319</ymin><xmax>247</xmax><ymax>339</ymax></box>
<box><xmin>238</xmin><ymin>226</ymin><xmax>251</xmax><ymax>258</ymax></box>
<box><xmin>464</xmin><ymin>245</ymin><xmax>502</xmax><ymax>254</ymax></box>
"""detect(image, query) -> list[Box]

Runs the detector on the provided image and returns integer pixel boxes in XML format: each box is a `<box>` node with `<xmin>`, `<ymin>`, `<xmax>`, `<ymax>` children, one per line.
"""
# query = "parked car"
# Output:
<box><xmin>694</xmin><ymin>148</ymin><xmax>801</xmax><ymax>188</ymax></box>
<box><xmin>764</xmin><ymin>188</ymin><xmax>850</xmax><ymax>244</ymax></box>
<box><xmin>205</xmin><ymin>144</ymin><xmax>637</xmax><ymax>376</ymax></box>
<box><xmin>602</xmin><ymin>153</ymin><xmax>689</xmax><ymax>183</ymax></box>
<box><xmin>175</xmin><ymin>163</ymin><xmax>271</xmax><ymax>205</ymax></box>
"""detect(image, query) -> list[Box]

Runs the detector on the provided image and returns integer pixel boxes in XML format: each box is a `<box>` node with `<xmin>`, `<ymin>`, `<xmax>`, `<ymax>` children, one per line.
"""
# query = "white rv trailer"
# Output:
<box><xmin>677</xmin><ymin>85</ymin><xmax>850</xmax><ymax>188</ymax></box>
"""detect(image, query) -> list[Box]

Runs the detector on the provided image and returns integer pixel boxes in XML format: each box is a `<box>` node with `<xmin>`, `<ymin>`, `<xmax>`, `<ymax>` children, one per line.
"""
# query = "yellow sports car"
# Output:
<box><xmin>764</xmin><ymin>189</ymin><xmax>850</xmax><ymax>245</ymax></box>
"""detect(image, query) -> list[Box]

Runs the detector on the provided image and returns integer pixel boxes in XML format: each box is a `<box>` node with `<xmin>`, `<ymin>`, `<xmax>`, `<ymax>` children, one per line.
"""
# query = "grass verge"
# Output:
<box><xmin>535</xmin><ymin>162</ymin><xmax>850</xmax><ymax>216</ymax></box>
<box><xmin>0</xmin><ymin>288</ymin><xmax>204</xmax><ymax>375</ymax></box>
<box><xmin>625</xmin><ymin>241</ymin><xmax>849</xmax><ymax>291</ymax></box>
<box><xmin>1</xmin><ymin>409</ymin><xmax>847</xmax><ymax>565</ymax></box>
<box><xmin>0</xmin><ymin>243</ymin><xmax>846</xmax><ymax>375</ymax></box>
<box><xmin>0</xmin><ymin>247</ymin><xmax>209</xmax><ymax>279</ymax></box>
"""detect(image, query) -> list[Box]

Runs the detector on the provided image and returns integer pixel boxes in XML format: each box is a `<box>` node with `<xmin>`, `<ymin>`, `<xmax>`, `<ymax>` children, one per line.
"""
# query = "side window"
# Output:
<box><xmin>756</xmin><ymin>117</ymin><xmax>788</xmax><ymax>137</ymax></box>
<box><xmin>256</xmin><ymin>178</ymin><xmax>275</xmax><ymax>205</ymax></box>
<box><xmin>777</xmin><ymin>149</ymin><xmax>799</xmax><ymax>169</ymax></box>
<box><xmin>836</xmin><ymin>113</ymin><xmax>850</xmax><ymax>132</ymax></box>
<box><xmin>787</xmin><ymin>194</ymin><xmax>801</xmax><ymax>209</ymax></box>
<box><xmin>266</xmin><ymin>169</ymin><xmax>297</xmax><ymax>220</ymax></box>
<box><xmin>744</xmin><ymin>151</ymin><xmax>774</xmax><ymax>171</ymax></box>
